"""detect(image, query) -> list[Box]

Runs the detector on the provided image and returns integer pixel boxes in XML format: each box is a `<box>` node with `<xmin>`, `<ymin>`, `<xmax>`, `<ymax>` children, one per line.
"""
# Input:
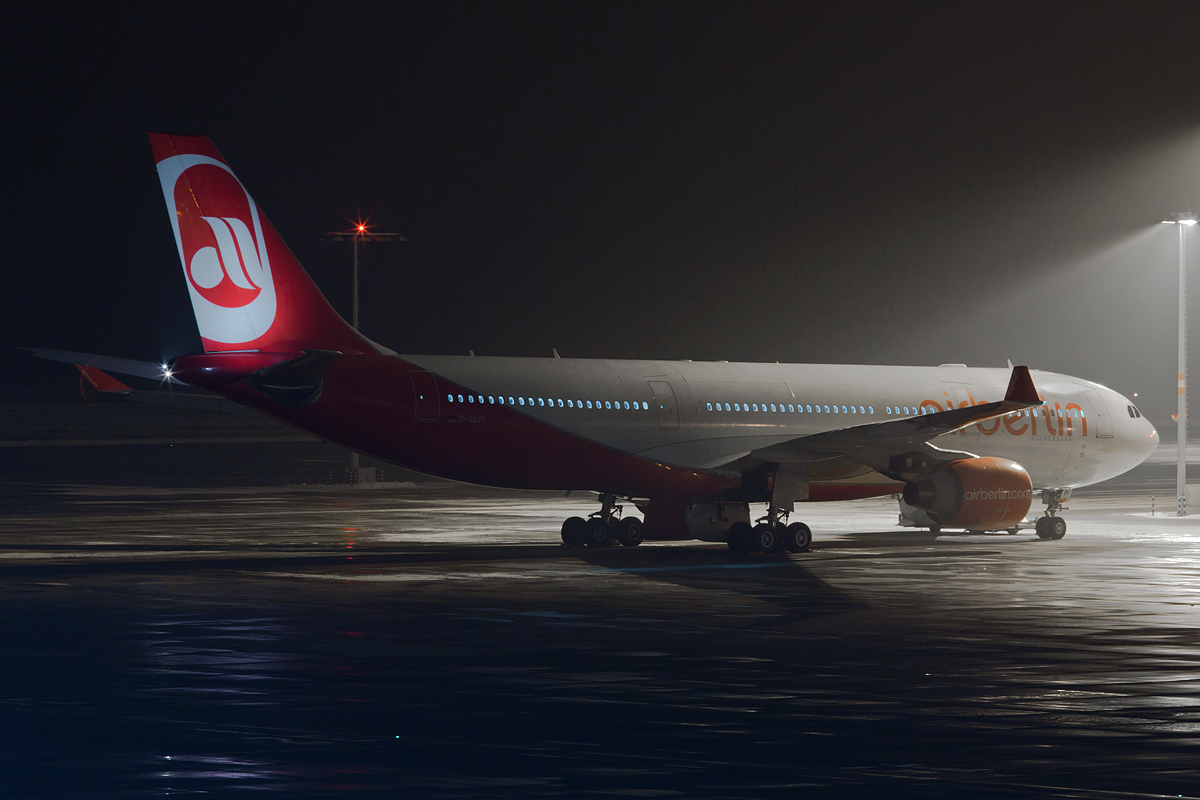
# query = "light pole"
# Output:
<box><xmin>321</xmin><ymin>224</ymin><xmax>406</xmax><ymax>330</ymax></box>
<box><xmin>1162</xmin><ymin>214</ymin><xmax>1196</xmax><ymax>515</ymax></box>
<box><xmin>321</xmin><ymin>224</ymin><xmax>405</xmax><ymax>483</ymax></box>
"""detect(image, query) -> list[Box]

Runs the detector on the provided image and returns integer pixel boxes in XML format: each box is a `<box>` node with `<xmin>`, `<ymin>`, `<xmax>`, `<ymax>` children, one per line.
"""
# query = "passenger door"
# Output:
<box><xmin>649</xmin><ymin>381</ymin><xmax>679</xmax><ymax>430</ymax></box>
<box><xmin>410</xmin><ymin>371</ymin><xmax>441</xmax><ymax>421</ymax></box>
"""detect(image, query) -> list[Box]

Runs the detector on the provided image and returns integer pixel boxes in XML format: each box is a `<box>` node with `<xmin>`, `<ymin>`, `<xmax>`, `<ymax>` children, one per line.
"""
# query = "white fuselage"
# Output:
<box><xmin>404</xmin><ymin>357</ymin><xmax>1159</xmax><ymax>492</ymax></box>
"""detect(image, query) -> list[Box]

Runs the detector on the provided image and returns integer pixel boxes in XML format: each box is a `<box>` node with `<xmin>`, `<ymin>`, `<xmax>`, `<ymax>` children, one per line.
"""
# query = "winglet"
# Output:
<box><xmin>1004</xmin><ymin>365</ymin><xmax>1039</xmax><ymax>405</ymax></box>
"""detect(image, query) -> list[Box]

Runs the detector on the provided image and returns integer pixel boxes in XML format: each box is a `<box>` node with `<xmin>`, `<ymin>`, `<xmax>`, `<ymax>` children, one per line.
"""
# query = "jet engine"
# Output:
<box><xmin>902</xmin><ymin>457</ymin><xmax>1032</xmax><ymax>530</ymax></box>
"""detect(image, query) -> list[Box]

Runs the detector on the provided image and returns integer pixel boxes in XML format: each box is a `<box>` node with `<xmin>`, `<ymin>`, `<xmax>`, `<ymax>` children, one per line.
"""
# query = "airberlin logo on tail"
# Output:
<box><xmin>190</xmin><ymin>216</ymin><xmax>267</xmax><ymax>294</ymax></box>
<box><xmin>156</xmin><ymin>154</ymin><xmax>277</xmax><ymax>346</ymax></box>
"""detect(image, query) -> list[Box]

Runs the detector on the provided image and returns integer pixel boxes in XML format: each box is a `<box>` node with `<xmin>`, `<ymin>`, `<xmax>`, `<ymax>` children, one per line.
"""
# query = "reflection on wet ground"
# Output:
<box><xmin>2</xmin><ymin>442</ymin><xmax>1200</xmax><ymax>797</ymax></box>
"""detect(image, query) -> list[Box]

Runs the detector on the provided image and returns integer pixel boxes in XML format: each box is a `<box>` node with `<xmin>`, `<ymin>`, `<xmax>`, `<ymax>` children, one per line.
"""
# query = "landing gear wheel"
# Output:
<box><xmin>782</xmin><ymin>522</ymin><xmax>812</xmax><ymax>553</ymax></box>
<box><xmin>583</xmin><ymin>517</ymin><xmax>614</xmax><ymax>547</ymax></box>
<box><xmin>1035</xmin><ymin>517</ymin><xmax>1050</xmax><ymax>539</ymax></box>
<box><xmin>617</xmin><ymin>517</ymin><xmax>644</xmax><ymax>547</ymax></box>
<box><xmin>751</xmin><ymin>523</ymin><xmax>780</xmax><ymax>554</ymax></box>
<box><xmin>561</xmin><ymin>516</ymin><xmax>586</xmax><ymax>547</ymax></box>
<box><xmin>1046</xmin><ymin>517</ymin><xmax>1066</xmax><ymax>540</ymax></box>
<box><xmin>727</xmin><ymin>521</ymin><xmax>753</xmax><ymax>554</ymax></box>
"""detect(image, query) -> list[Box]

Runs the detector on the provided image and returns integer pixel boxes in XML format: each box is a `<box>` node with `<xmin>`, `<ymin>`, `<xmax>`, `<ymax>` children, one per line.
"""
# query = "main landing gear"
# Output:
<box><xmin>1035</xmin><ymin>488</ymin><xmax>1069</xmax><ymax>540</ymax></box>
<box><xmin>726</xmin><ymin>506</ymin><xmax>812</xmax><ymax>555</ymax></box>
<box><xmin>561</xmin><ymin>493</ymin><xmax>644</xmax><ymax>548</ymax></box>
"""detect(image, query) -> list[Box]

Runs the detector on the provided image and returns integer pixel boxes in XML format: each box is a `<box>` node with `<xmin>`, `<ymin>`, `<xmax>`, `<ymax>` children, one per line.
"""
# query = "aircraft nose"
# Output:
<box><xmin>1143</xmin><ymin>420</ymin><xmax>1160</xmax><ymax>460</ymax></box>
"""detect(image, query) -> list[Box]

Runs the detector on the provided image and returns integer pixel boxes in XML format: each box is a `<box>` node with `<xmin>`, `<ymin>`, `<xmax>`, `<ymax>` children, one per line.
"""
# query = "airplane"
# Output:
<box><xmin>31</xmin><ymin>134</ymin><xmax>1160</xmax><ymax>553</ymax></box>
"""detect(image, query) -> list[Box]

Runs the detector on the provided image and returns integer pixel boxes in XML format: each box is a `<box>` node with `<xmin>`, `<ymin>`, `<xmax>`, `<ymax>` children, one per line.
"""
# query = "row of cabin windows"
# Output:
<box><xmin>701</xmin><ymin>402</ymin><xmax>1083</xmax><ymax>419</ymax></box>
<box><xmin>706</xmin><ymin>401</ymin><xmax>875</xmax><ymax>414</ymax></box>
<box><xmin>447</xmin><ymin>393</ymin><xmax>650</xmax><ymax>411</ymax></box>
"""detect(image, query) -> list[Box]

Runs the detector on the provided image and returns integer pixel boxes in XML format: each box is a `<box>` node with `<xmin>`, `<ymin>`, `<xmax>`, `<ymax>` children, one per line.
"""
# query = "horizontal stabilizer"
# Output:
<box><xmin>24</xmin><ymin>348</ymin><xmax>183</xmax><ymax>383</ymax></box>
<box><xmin>247</xmin><ymin>349</ymin><xmax>342</xmax><ymax>406</ymax></box>
<box><xmin>75</xmin><ymin>365</ymin><xmax>132</xmax><ymax>394</ymax></box>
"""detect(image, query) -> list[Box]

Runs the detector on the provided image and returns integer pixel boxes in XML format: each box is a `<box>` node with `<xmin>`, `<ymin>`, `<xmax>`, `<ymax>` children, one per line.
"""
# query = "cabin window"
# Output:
<box><xmin>869</xmin><ymin>406</ymin><xmax>874</xmax><ymax>414</ymax></box>
<box><xmin>518</xmin><ymin>397</ymin><xmax>525</xmax><ymax>405</ymax></box>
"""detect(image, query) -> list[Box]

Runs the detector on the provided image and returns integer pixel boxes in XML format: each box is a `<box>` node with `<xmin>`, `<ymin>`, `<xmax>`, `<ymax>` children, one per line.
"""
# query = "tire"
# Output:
<box><xmin>1035</xmin><ymin>516</ymin><xmax>1051</xmax><ymax>540</ymax></box>
<box><xmin>617</xmin><ymin>517</ymin><xmax>644</xmax><ymax>547</ymax></box>
<box><xmin>727</xmin><ymin>521</ymin><xmax>753</xmax><ymax>554</ymax></box>
<box><xmin>751</xmin><ymin>523</ymin><xmax>779</xmax><ymax>553</ymax></box>
<box><xmin>561</xmin><ymin>516</ymin><xmax>586</xmax><ymax>547</ymax></box>
<box><xmin>583</xmin><ymin>517</ymin><xmax>614</xmax><ymax>547</ymax></box>
<box><xmin>1047</xmin><ymin>517</ymin><xmax>1067</xmax><ymax>540</ymax></box>
<box><xmin>782</xmin><ymin>522</ymin><xmax>812</xmax><ymax>553</ymax></box>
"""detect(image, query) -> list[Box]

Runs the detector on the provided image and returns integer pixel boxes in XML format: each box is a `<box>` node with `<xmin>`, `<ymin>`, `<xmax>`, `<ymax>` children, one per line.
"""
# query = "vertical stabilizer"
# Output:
<box><xmin>150</xmin><ymin>133</ymin><xmax>371</xmax><ymax>355</ymax></box>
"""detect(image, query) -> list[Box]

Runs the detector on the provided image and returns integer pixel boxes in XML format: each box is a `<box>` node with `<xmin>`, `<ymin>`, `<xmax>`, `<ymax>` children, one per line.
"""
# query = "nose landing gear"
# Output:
<box><xmin>1035</xmin><ymin>488</ymin><xmax>1069</xmax><ymax>540</ymax></box>
<box><xmin>561</xmin><ymin>493</ymin><xmax>644</xmax><ymax>547</ymax></box>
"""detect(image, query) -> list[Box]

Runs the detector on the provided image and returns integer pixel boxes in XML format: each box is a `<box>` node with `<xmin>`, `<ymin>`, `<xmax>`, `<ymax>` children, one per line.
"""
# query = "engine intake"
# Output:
<box><xmin>902</xmin><ymin>457</ymin><xmax>1032</xmax><ymax>530</ymax></box>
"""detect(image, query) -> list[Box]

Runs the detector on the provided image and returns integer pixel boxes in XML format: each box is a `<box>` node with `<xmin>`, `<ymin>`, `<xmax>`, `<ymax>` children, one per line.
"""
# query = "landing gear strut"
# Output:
<box><xmin>561</xmin><ymin>493</ymin><xmax>644</xmax><ymax>547</ymax></box>
<box><xmin>1035</xmin><ymin>488</ymin><xmax>1069</xmax><ymax>540</ymax></box>
<box><xmin>727</xmin><ymin>506</ymin><xmax>812</xmax><ymax>554</ymax></box>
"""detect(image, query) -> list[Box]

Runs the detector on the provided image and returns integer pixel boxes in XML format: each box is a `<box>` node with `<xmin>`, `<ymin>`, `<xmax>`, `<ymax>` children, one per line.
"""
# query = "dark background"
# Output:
<box><xmin>6</xmin><ymin>1</ymin><xmax>1200</xmax><ymax>425</ymax></box>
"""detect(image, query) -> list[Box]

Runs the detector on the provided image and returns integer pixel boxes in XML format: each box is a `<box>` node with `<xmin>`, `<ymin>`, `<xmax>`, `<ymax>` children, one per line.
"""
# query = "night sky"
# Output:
<box><xmin>7</xmin><ymin>2</ymin><xmax>1200</xmax><ymax>425</ymax></box>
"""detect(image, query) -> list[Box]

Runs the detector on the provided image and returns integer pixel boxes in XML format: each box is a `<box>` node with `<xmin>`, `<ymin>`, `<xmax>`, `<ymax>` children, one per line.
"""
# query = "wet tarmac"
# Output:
<box><xmin>3</xmin><ymin>439</ymin><xmax>1200</xmax><ymax>797</ymax></box>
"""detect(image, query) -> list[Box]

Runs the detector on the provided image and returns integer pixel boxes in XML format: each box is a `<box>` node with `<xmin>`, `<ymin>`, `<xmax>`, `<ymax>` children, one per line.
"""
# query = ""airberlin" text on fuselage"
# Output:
<box><xmin>963</xmin><ymin>488</ymin><xmax>1034</xmax><ymax>501</ymax></box>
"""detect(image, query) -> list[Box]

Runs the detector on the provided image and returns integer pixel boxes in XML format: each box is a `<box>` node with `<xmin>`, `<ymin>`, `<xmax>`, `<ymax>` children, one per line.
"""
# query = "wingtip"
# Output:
<box><xmin>1005</xmin><ymin>365</ymin><xmax>1040</xmax><ymax>405</ymax></box>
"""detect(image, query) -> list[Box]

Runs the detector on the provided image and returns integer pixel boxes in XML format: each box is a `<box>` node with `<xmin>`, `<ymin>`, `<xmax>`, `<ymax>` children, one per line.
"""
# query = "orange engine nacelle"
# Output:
<box><xmin>902</xmin><ymin>457</ymin><xmax>1032</xmax><ymax>531</ymax></box>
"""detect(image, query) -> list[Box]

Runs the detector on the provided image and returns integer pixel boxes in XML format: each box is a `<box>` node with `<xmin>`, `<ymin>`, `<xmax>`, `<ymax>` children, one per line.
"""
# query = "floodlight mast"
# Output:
<box><xmin>320</xmin><ymin>225</ymin><xmax>406</xmax><ymax>331</ymax></box>
<box><xmin>320</xmin><ymin>224</ymin><xmax>406</xmax><ymax>484</ymax></box>
<box><xmin>1163</xmin><ymin>215</ymin><xmax>1196</xmax><ymax>515</ymax></box>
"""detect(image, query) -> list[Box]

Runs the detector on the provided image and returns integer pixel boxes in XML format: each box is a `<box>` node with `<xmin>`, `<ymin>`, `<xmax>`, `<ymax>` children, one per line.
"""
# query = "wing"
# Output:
<box><xmin>750</xmin><ymin>365</ymin><xmax>1042</xmax><ymax>476</ymax></box>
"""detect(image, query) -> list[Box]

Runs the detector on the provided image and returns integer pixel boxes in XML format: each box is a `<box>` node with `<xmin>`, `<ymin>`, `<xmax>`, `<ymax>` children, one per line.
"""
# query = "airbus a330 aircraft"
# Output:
<box><xmin>34</xmin><ymin>134</ymin><xmax>1160</xmax><ymax>552</ymax></box>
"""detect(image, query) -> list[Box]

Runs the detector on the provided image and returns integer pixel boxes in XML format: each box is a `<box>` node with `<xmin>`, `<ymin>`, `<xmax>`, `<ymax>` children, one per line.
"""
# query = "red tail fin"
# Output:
<box><xmin>150</xmin><ymin>134</ymin><xmax>370</xmax><ymax>355</ymax></box>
